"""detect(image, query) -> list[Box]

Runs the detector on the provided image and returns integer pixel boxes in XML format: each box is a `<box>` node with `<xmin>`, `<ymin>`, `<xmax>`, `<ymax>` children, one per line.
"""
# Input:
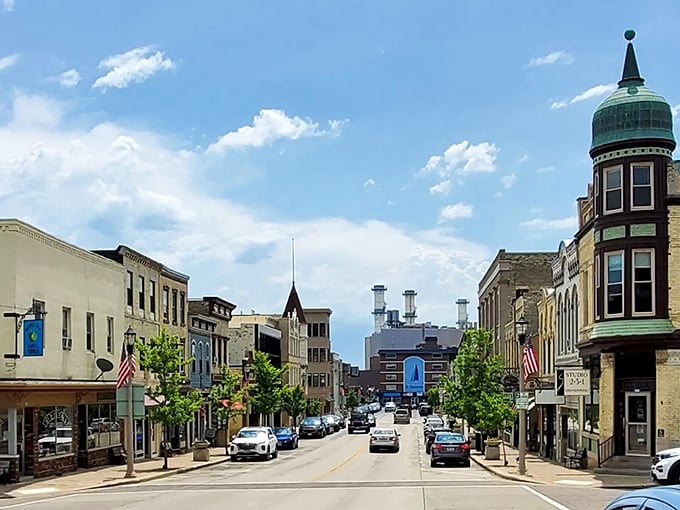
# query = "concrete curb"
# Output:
<box><xmin>470</xmin><ymin>455</ymin><xmax>546</xmax><ymax>485</ymax></box>
<box><xmin>599</xmin><ymin>482</ymin><xmax>657</xmax><ymax>490</ymax></box>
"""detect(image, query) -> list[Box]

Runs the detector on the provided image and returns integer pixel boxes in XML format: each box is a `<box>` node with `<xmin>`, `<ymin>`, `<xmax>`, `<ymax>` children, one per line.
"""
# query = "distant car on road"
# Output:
<box><xmin>393</xmin><ymin>408</ymin><xmax>411</xmax><ymax>425</ymax></box>
<box><xmin>299</xmin><ymin>417</ymin><xmax>326</xmax><ymax>438</ymax></box>
<box><xmin>369</xmin><ymin>428</ymin><xmax>400</xmax><ymax>453</ymax></box>
<box><xmin>418</xmin><ymin>403</ymin><xmax>433</xmax><ymax>416</ymax></box>
<box><xmin>603</xmin><ymin>486</ymin><xmax>680</xmax><ymax>510</ymax></box>
<box><xmin>430</xmin><ymin>431</ymin><xmax>470</xmax><ymax>467</ymax></box>
<box><xmin>423</xmin><ymin>416</ymin><xmax>445</xmax><ymax>437</ymax></box>
<box><xmin>228</xmin><ymin>427</ymin><xmax>278</xmax><ymax>462</ymax></box>
<box><xmin>425</xmin><ymin>426</ymin><xmax>453</xmax><ymax>454</ymax></box>
<box><xmin>384</xmin><ymin>402</ymin><xmax>396</xmax><ymax>412</ymax></box>
<box><xmin>272</xmin><ymin>426</ymin><xmax>299</xmax><ymax>450</ymax></box>
<box><xmin>348</xmin><ymin>410</ymin><xmax>371</xmax><ymax>434</ymax></box>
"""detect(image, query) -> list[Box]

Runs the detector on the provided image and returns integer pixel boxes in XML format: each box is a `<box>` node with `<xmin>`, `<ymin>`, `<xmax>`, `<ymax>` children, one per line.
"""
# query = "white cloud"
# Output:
<box><xmin>93</xmin><ymin>46</ymin><xmax>175</xmax><ymax>90</ymax></box>
<box><xmin>0</xmin><ymin>53</ymin><xmax>18</xmax><ymax>72</ymax></box>
<box><xmin>0</xmin><ymin>92</ymin><xmax>490</xmax><ymax>343</ymax></box>
<box><xmin>439</xmin><ymin>203</ymin><xmax>473</xmax><ymax>222</ymax></box>
<box><xmin>551</xmin><ymin>83</ymin><xmax>617</xmax><ymax>110</ymax></box>
<box><xmin>527</xmin><ymin>51</ymin><xmax>574</xmax><ymax>68</ymax></box>
<box><xmin>517</xmin><ymin>154</ymin><xmax>528</xmax><ymax>164</ymax></box>
<box><xmin>208</xmin><ymin>109</ymin><xmax>346</xmax><ymax>152</ymax></box>
<box><xmin>672</xmin><ymin>104</ymin><xmax>680</xmax><ymax>118</ymax></box>
<box><xmin>2</xmin><ymin>0</ymin><xmax>14</xmax><ymax>12</ymax></box>
<box><xmin>536</xmin><ymin>166</ymin><xmax>555</xmax><ymax>173</ymax></box>
<box><xmin>500</xmin><ymin>173</ymin><xmax>517</xmax><ymax>188</ymax></box>
<box><xmin>429</xmin><ymin>180</ymin><xmax>452</xmax><ymax>195</ymax></box>
<box><xmin>364</xmin><ymin>178</ymin><xmax>375</xmax><ymax>187</ymax></box>
<box><xmin>519</xmin><ymin>216</ymin><xmax>578</xmax><ymax>231</ymax></box>
<box><xmin>58</xmin><ymin>69</ymin><xmax>81</xmax><ymax>88</ymax></box>
<box><xmin>420</xmin><ymin>140</ymin><xmax>499</xmax><ymax>178</ymax></box>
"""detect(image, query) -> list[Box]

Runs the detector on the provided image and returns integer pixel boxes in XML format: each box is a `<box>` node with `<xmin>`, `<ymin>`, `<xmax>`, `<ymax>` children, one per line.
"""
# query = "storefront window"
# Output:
<box><xmin>0</xmin><ymin>410</ymin><xmax>8</xmax><ymax>454</ymax></box>
<box><xmin>87</xmin><ymin>403</ymin><xmax>121</xmax><ymax>449</ymax></box>
<box><xmin>584</xmin><ymin>377</ymin><xmax>600</xmax><ymax>434</ymax></box>
<box><xmin>38</xmin><ymin>406</ymin><xmax>73</xmax><ymax>457</ymax></box>
<box><xmin>567</xmin><ymin>408</ymin><xmax>579</xmax><ymax>450</ymax></box>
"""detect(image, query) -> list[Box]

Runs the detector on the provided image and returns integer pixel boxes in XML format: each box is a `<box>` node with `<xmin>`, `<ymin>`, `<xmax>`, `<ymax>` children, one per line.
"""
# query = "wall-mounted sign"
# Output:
<box><xmin>23</xmin><ymin>319</ymin><xmax>44</xmax><ymax>357</ymax></box>
<box><xmin>564</xmin><ymin>369</ymin><xmax>590</xmax><ymax>396</ymax></box>
<box><xmin>403</xmin><ymin>356</ymin><xmax>425</xmax><ymax>395</ymax></box>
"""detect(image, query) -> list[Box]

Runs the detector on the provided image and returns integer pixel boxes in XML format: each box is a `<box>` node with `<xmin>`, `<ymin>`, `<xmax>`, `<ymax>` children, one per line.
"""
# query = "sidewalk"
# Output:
<box><xmin>1</xmin><ymin>448</ymin><xmax>229</xmax><ymax>498</ymax></box>
<box><xmin>470</xmin><ymin>442</ymin><xmax>655</xmax><ymax>489</ymax></box>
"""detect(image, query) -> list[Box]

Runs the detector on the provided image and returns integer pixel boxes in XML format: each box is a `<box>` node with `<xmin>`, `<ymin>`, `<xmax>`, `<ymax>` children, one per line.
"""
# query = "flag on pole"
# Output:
<box><xmin>116</xmin><ymin>342</ymin><xmax>137</xmax><ymax>389</ymax></box>
<box><xmin>522</xmin><ymin>340</ymin><xmax>539</xmax><ymax>380</ymax></box>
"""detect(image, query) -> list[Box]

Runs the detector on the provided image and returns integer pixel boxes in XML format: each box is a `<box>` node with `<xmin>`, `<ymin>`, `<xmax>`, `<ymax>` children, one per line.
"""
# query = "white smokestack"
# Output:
<box><xmin>372</xmin><ymin>284</ymin><xmax>387</xmax><ymax>333</ymax></box>
<box><xmin>403</xmin><ymin>290</ymin><xmax>417</xmax><ymax>325</ymax></box>
<box><xmin>456</xmin><ymin>298</ymin><xmax>469</xmax><ymax>329</ymax></box>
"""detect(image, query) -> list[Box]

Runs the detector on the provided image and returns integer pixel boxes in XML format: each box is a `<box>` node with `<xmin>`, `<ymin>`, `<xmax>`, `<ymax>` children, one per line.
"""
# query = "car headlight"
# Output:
<box><xmin>660</xmin><ymin>452</ymin><xmax>680</xmax><ymax>460</ymax></box>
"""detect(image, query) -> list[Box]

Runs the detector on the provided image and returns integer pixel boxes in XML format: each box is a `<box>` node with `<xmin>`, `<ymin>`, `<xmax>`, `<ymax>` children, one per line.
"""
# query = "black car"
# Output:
<box><xmin>348</xmin><ymin>411</ymin><xmax>370</xmax><ymax>434</ymax></box>
<box><xmin>430</xmin><ymin>432</ymin><xmax>471</xmax><ymax>467</ymax></box>
<box><xmin>299</xmin><ymin>416</ymin><xmax>326</xmax><ymax>438</ymax></box>
<box><xmin>419</xmin><ymin>404</ymin><xmax>433</xmax><ymax>416</ymax></box>
<box><xmin>425</xmin><ymin>426</ymin><xmax>452</xmax><ymax>454</ymax></box>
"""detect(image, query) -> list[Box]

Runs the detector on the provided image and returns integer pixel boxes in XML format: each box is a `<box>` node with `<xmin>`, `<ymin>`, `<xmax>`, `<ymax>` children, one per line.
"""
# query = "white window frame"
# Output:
<box><xmin>594</xmin><ymin>170</ymin><xmax>600</xmax><ymax>217</ymax></box>
<box><xmin>603</xmin><ymin>165</ymin><xmax>623</xmax><ymax>214</ymax></box>
<box><xmin>385</xmin><ymin>363</ymin><xmax>397</xmax><ymax>370</ymax></box>
<box><xmin>630</xmin><ymin>162</ymin><xmax>654</xmax><ymax>211</ymax></box>
<box><xmin>385</xmin><ymin>374</ymin><xmax>398</xmax><ymax>381</ymax></box>
<box><xmin>595</xmin><ymin>255</ymin><xmax>600</xmax><ymax>320</ymax></box>
<box><xmin>632</xmin><ymin>249</ymin><xmax>655</xmax><ymax>316</ymax></box>
<box><xmin>86</xmin><ymin>312</ymin><xmax>95</xmax><ymax>351</ymax></box>
<box><xmin>62</xmin><ymin>307</ymin><xmax>72</xmax><ymax>350</ymax></box>
<box><xmin>605</xmin><ymin>251</ymin><xmax>624</xmax><ymax>318</ymax></box>
<box><xmin>106</xmin><ymin>317</ymin><xmax>114</xmax><ymax>353</ymax></box>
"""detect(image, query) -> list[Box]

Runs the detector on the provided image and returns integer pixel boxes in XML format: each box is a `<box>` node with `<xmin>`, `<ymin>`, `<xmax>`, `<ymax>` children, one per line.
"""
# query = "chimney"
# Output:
<box><xmin>372</xmin><ymin>284</ymin><xmax>387</xmax><ymax>333</ymax></box>
<box><xmin>456</xmin><ymin>298</ymin><xmax>469</xmax><ymax>330</ymax></box>
<box><xmin>403</xmin><ymin>289</ymin><xmax>417</xmax><ymax>325</ymax></box>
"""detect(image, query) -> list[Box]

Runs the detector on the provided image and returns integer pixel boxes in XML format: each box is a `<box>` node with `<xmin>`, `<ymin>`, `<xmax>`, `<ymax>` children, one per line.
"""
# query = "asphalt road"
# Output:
<box><xmin>0</xmin><ymin>412</ymin><xmax>627</xmax><ymax>510</ymax></box>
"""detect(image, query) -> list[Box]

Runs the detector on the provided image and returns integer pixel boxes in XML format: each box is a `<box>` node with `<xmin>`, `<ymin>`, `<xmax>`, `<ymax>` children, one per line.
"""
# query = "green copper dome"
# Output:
<box><xmin>591</xmin><ymin>30</ymin><xmax>675</xmax><ymax>153</ymax></box>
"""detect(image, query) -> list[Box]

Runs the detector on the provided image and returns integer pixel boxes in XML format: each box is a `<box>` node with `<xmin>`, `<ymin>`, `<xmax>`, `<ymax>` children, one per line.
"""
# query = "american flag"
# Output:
<box><xmin>522</xmin><ymin>340</ymin><xmax>539</xmax><ymax>380</ymax></box>
<box><xmin>116</xmin><ymin>343</ymin><xmax>136</xmax><ymax>389</ymax></box>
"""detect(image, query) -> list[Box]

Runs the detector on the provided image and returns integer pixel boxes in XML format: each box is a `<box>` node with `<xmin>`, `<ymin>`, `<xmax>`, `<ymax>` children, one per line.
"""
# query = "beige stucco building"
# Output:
<box><xmin>304</xmin><ymin>307</ymin><xmax>334</xmax><ymax>413</ymax></box>
<box><xmin>0</xmin><ymin>219</ymin><xmax>125</xmax><ymax>479</ymax></box>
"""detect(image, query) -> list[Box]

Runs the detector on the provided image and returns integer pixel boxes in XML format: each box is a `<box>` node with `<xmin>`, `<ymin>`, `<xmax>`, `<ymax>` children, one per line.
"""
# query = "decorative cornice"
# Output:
<box><xmin>593</xmin><ymin>146</ymin><xmax>672</xmax><ymax>165</ymax></box>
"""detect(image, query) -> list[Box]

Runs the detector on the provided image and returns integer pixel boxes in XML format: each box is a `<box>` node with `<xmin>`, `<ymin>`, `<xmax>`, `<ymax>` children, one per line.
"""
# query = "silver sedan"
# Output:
<box><xmin>368</xmin><ymin>428</ymin><xmax>400</xmax><ymax>453</ymax></box>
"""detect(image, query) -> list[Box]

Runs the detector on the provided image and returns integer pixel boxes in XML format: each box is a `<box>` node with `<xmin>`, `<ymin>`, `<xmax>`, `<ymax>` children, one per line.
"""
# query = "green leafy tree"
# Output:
<box><xmin>281</xmin><ymin>384</ymin><xmax>307</xmax><ymax>427</ymax></box>
<box><xmin>137</xmin><ymin>329</ymin><xmax>203</xmax><ymax>469</ymax></box>
<box><xmin>426</xmin><ymin>387</ymin><xmax>440</xmax><ymax>409</ymax></box>
<box><xmin>209</xmin><ymin>365</ymin><xmax>248</xmax><ymax>454</ymax></box>
<box><xmin>306</xmin><ymin>398</ymin><xmax>322</xmax><ymax>416</ymax></box>
<box><xmin>249</xmin><ymin>351</ymin><xmax>287</xmax><ymax>425</ymax></box>
<box><xmin>475</xmin><ymin>391</ymin><xmax>517</xmax><ymax>439</ymax></box>
<box><xmin>344</xmin><ymin>388</ymin><xmax>360</xmax><ymax>410</ymax></box>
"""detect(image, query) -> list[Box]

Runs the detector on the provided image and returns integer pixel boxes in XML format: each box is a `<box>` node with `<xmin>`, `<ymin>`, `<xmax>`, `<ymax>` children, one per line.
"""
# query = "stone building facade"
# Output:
<box><xmin>303</xmin><ymin>308</ymin><xmax>334</xmax><ymax>413</ymax></box>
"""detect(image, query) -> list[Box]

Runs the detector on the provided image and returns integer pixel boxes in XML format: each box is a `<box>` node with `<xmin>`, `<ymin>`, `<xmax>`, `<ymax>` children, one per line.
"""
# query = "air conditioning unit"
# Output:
<box><xmin>62</xmin><ymin>337</ymin><xmax>72</xmax><ymax>350</ymax></box>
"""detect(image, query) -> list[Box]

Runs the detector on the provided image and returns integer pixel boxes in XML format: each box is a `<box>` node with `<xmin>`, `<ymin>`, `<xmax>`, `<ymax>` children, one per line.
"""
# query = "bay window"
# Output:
<box><xmin>631</xmin><ymin>164</ymin><xmax>653</xmax><ymax>209</ymax></box>
<box><xmin>633</xmin><ymin>250</ymin><xmax>654</xmax><ymax>314</ymax></box>
<box><xmin>605</xmin><ymin>252</ymin><xmax>623</xmax><ymax>317</ymax></box>
<box><xmin>604</xmin><ymin>166</ymin><xmax>623</xmax><ymax>213</ymax></box>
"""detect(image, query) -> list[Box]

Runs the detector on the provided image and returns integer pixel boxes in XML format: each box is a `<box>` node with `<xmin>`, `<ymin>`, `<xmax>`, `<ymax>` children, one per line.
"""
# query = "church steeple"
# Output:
<box><xmin>282</xmin><ymin>238</ymin><xmax>307</xmax><ymax>323</ymax></box>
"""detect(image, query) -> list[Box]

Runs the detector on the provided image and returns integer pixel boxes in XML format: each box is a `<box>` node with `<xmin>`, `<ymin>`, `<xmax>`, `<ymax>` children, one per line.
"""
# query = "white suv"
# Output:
<box><xmin>652</xmin><ymin>447</ymin><xmax>680</xmax><ymax>484</ymax></box>
<box><xmin>228</xmin><ymin>427</ymin><xmax>278</xmax><ymax>462</ymax></box>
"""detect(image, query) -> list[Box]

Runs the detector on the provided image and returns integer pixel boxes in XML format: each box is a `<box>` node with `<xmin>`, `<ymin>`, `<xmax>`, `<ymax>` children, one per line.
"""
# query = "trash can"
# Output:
<box><xmin>192</xmin><ymin>439</ymin><xmax>211</xmax><ymax>461</ymax></box>
<box><xmin>475</xmin><ymin>432</ymin><xmax>483</xmax><ymax>452</ymax></box>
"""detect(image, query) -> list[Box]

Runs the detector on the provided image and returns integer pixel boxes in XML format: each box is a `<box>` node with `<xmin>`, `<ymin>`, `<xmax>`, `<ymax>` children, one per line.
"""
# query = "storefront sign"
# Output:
<box><xmin>564</xmin><ymin>369</ymin><xmax>590</xmax><ymax>396</ymax></box>
<box><xmin>116</xmin><ymin>383</ymin><xmax>146</xmax><ymax>419</ymax></box>
<box><xmin>403</xmin><ymin>356</ymin><xmax>425</xmax><ymax>395</ymax></box>
<box><xmin>23</xmin><ymin>319</ymin><xmax>44</xmax><ymax>357</ymax></box>
<box><xmin>516</xmin><ymin>392</ymin><xmax>529</xmax><ymax>410</ymax></box>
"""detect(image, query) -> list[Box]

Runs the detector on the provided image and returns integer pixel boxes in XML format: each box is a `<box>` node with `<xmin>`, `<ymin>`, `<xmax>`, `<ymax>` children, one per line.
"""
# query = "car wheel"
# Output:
<box><xmin>430</xmin><ymin>458</ymin><xmax>437</xmax><ymax>468</ymax></box>
<box><xmin>295</xmin><ymin>439</ymin><xmax>299</xmax><ymax>449</ymax></box>
<box><xmin>463</xmin><ymin>459</ymin><xmax>470</xmax><ymax>467</ymax></box>
<box><xmin>394</xmin><ymin>446</ymin><xmax>400</xmax><ymax>453</ymax></box>
<box><xmin>348</xmin><ymin>428</ymin><xmax>353</xmax><ymax>434</ymax></box>
<box><xmin>272</xmin><ymin>449</ymin><xmax>278</xmax><ymax>459</ymax></box>
<box><xmin>230</xmin><ymin>455</ymin><xmax>239</xmax><ymax>462</ymax></box>
<box><xmin>670</xmin><ymin>465</ymin><xmax>680</xmax><ymax>485</ymax></box>
<box><xmin>264</xmin><ymin>447</ymin><xmax>271</xmax><ymax>460</ymax></box>
<box><xmin>369</xmin><ymin>446</ymin><xmax>374</xmax><ymax>453</ymax></box>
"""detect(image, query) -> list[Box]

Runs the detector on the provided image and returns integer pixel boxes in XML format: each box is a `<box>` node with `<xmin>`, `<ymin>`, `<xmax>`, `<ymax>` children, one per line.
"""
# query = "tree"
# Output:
<box><xmin>248</xmin><ymin>351</ymin><xmax>287</xmax><ymax>425</ymax></box>
<box><xmin>209</xmin><ymin>365</ymin><xmax>248</xmax><ymax>454</ymax></box>
<box><xmin>281</xmin><ymin>384</ymin><xmax>307</xmax><ymax>427</ymax></box>
<box><xmin>137</xmin><ymin>329</ymin><xmax>203</xmax><ymax>469</ymax></box>
<box><xmin>306</xmin><ymin>398</ymin><xmax>322</xmax><ymax>416</ymax></box>
<box><xmin>475</xmin><ymin>391</ymin><xmax>517</xmax><ymax>439</ymax></box>
<box><xmin>426</xmin><ymin>387</ymin><xmax>440</xmax><ymax>410</ymax></box>
<box><xmin>344</xmin><ymin>388</ymin><xmax>360</xmax><ymax>410</ymax></box>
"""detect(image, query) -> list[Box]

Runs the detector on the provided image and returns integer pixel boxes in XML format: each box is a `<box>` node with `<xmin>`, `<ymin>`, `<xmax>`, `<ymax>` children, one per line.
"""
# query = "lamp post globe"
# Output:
<box><xmin>124</xmin><ymin>325</ymin><xmax>137</xmax><ymax>348</ymax></box>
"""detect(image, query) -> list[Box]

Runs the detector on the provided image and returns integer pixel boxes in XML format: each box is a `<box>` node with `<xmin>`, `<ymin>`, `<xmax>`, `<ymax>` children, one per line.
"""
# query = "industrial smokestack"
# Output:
<box><xmin>456</xmin><ymin>298</ymin><xmax>469</xmax><ymax>329</ymax></box>
<box><xmin>372</xmin><ymin>284</ymin><xmax>387</xmax><ymax>333</ymax></box>
<box><xmin>403</xmin><ymin>290</ymin><xmax>417</xmax><ymax>325</ymax></box>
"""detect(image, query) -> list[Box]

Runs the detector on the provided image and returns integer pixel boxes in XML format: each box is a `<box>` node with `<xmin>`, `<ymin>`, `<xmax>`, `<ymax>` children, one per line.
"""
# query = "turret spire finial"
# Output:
<box><xmin>619</xmin><ymin>29</ymin><xmax>644</xmax><ymax>88</ymax></box>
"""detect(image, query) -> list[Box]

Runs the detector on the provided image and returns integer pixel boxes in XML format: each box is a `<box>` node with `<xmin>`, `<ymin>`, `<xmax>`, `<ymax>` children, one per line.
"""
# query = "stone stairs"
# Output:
<box><xmin>594</xmin><ymin>455</ymin><xmax>651</xmax><ymax>476</ymax></box>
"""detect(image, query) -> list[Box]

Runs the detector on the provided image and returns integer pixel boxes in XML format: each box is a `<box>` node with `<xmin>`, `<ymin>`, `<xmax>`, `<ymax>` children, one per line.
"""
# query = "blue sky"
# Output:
<box><xmin>1</xmin><ymin>1</ymin><xmax>678</xmax><ymax>368</ymax></box>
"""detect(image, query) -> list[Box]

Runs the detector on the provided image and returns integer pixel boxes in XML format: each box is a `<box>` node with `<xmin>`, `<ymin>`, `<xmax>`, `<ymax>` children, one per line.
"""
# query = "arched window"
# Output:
<box><xmin>572</xmin><ymin>287</ymin><xmax>579</xmax><ymax>351</ymax></box>
<box><xmin>191</xmin><ymin>340</ymin><xmax>197</xmax><ymax>373</ymax></box>
<box><xmin>556</xmin><ymin>295</ymin><xmax>562</xmax><ymax>355</ymax></box>
<box><xmin>196</xmin><ymin>342</ymin><xmax>202</xmax><ymax>374</ymax></box>
<box><xmin>205</xmin><ymin>343</ymin><xmax>211</xmax><ymax>374</ymax></box>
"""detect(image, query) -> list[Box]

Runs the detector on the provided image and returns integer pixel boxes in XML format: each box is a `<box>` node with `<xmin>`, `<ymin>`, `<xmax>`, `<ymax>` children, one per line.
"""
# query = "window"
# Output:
<box><xmin>62</xmin><ymin>307</ymin><xmax>72</xmax><ymax>350</ymax></box>
<box><xmin>86</xmin><ymin>312</ymin><xmax>94</xmax><ymax>351</ymax></box>
<box><xmin>631</xmin><ymin>164</ymin><xmax>653</xmax><ymax>209</ymax></box>
<box><xmin>604</xmin><ymin>166</ymin><xmax>623</xmax><ymax>213</ymax></box>
<box><xmin>32</xmin><ymin>299</ymin><xmax>45</xmax><ymax>318</ymax></box>
<box><xmin>307</xmin><ymin>348</ymin><xmax>312</xmax><ymax>360</ymax></box>
<box><xmin>126</xmin><ymin>271</ymin><xmax>133</xmax><ymax>308</ymax></box>
<box><xmin>594</xmin><ymin>172</ymin><xmax>599</xmax><ymax>215</ymax></box>
<box><xmin>385</xmin><ymin>363</ymin><xmax>397</xmax><ymax>370</ymax></box>
<box><xmin>191</xmin><ymin>341</ymin><xmax>196</xmax><ymax>373</ymax></box>
<box><xmin>312</xmin><ymin>348</ymin><xmax>319</xmax><ymax>362</ymax></box>
<box><xmin>633</xmin><ymin>250</ymin><xmax>654</xmax><ymax>314</ymax></box>
<box><xmin>606</xmin><ymin>252</ymin><xmax>624</xmax><ymax>316</ymax></box>
<box><xmin>180</xmin><ymin>292</ymin><xmax>186</xmax><ymax>325</ymax></box>
<box><xmin>149</xmin><ymin>280</ymin><xmax>156</xmax><ymax>318</ymax></box>
<box><xmin>172</xmin><ymin>289</ymin><xmax>178</xmax><ymax>324</ymax></box>
<box><xmin>319</xmin><ymin>323</ymin><xmax>326</xmax><ymax>337</ymax></box>
<box><xmin>307</xmin><ymin>373</ymin><xmax>312</xmax><ymax>387</ymax></box>
<box><xmin>319</xmin><ymin>348</ymin><xmax>327</xmax><ymax>362</ymax></box>
<box><xmin>320</xmin><ymin>373</ymin><xmax>326</xmax><ymax>386</ymax></box>
<box><xmin>162</xmin><ymin>287</ymin><xmax>169</xmax><ymax>322</ymax></box>
<box><xmin>386</xmin><ymin>374</ymin><xmax>397</xmax><ymax>381</ymax></box>
<box><xmin>138</xmin><ymin>276</ymin><xmax>145</xmax><ymax>312</ymax></box>
<box><xmin>385</xmin><ymin>352</ymin><xmax>397</xmax><ymax>359</ymax></box>
<box><xmin>595</xmin><ymin>255</ymin><xmax>600</xmax><ymax>320</ymax></box>
<box><xmin>584</xmin><ymin>377</ymin><xmax>599</xmax><ymax>435</ymax></box>
<box><xmin>431</xmin><ymin>363</ymin><xmax>443</xmax><ymax>370</ymax></box>
<box><xmin>106</xmin><ymin>317</ymin><xmax>114</xmax><ymax>353</ymax></box>
<box><xmin>431</xmin><ymin>353</ymin><xmax>443</xmax><ymax>359</ymax></box>
<box><xmin>87</xmin><ymin>403</ymin><xmax>120</xmax><ymax>450</ymax></box>
<box><xmin>312</xmin><ymin>323</ymin><xmax>319</xmax><ymax>337</ymax></box>
<box><xmin>312</xmin><ymin>373</ymin><xmax>319</xmax><ymax>387</ymax></box>
<box><xmin>179</xmin><ymin>338</ymin><xmax>186</xmax><ymax>374</ymax></box>
<box><xmin>37</xmin><ymin>406</ymin><xmax>73</xmax><ymax>457</ymax></box>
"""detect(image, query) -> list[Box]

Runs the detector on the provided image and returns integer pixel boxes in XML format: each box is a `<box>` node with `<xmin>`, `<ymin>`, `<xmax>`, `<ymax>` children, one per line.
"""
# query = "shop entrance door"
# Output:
<box><xmin>625</xmin><ymin>391</ymin><xmax>651</xmax><ymax>456</ymax></box>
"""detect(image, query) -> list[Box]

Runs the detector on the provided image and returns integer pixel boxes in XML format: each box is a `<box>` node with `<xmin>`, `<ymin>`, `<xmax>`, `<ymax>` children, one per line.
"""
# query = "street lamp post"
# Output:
<box><xmin>124</xmin><ymin>326</ymin><xmax>137</xmax><ymax>479</ymax></box>
<box><xmin>515</xmin><ymin>316</ymin><xmax>529</xmax><ymax>476</ymax></box>
<box><xmin>241</xmin><ymin>355</ymin><xmax>251</xmax><ymax>428</ymax></box>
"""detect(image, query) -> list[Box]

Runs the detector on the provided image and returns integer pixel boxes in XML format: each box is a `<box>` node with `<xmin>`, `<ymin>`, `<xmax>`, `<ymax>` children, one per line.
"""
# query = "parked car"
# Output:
<box><xmin>368</xmin><ymin>401</ymin><xmax>381</xmax><ymax>413</ymax></box>
<box><xmin>348</xmin><ymin>410</ymin><xmax>371</xmax><ymax>434</ymax></box>
<box><xmin>603</xmin><ymin>486</ymin><xmax>680</xmax><ymax>510</ymax></box>
<box><xmin>299</xmin><ymin>417</ymin><xmax>326</xmax><ymax>438</ymax></box>
<box><xmin>430</xmin><ymin>431</ymin><xmax>470</xmax><ymax>467</ymax></box>
<box><xmin>384</xmin><ymin>402</ymin><xmax>397</xmax><ymax>412</ymax></box>
<box><xmin>367</xmin><ymin>413</ymin><xmax>376</xmax><ymax>427</ymax></box>
<box><xmin>228</xmin><ymin>427</ymin><xmax>278</xmax><ymax>461</ymax></box>
<box><xmin>322</xmin><ymin>414</ymin><xmax>340</xmax><ymax>432</ymax></box>
<box><xmin>334</xmin><ymin>414</ymin><xmax>346</xmax><ymax>429</ymax></box>
<box><xmin>393</xmin><ymin>408</ymin><xmax>411</xmax><ymax>425</ymax></box>
<box><xmin>369</xmin><ymin>428</ymin><xmax>400</xmax><ymax>453</ymax></box>
<box><xmin>652</xmin><ymin>446</ymin><xmax>680</xmax><ymax>484</ymax></box>
<box><xmin>272</xmin><ymin>426</ymin><xmax>299</xmax><ymax>450</ymax></box>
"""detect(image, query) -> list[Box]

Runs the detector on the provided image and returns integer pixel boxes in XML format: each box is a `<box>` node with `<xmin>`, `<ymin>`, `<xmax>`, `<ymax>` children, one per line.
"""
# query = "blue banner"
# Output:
<box><xmin>403</xmin><ymin>356</ymin><xmax>425</xmax><ymax>395</ymax></box>
<box><xmin>23</xmin><ymin>319</ymin><xmax>44</xmax><ymax>357</ymax></box>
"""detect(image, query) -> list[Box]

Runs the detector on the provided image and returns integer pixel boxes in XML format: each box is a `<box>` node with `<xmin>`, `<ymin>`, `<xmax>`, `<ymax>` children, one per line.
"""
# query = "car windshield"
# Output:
<box><xmin>302</xmin><ymin>418</ymin><xmax>321</xmax><ymax>425</ymax></box>
<box><xmin>351</xmin><ymin>412</ymin><xmax>367</xmax><ymax>418</ymax></box>
<box><xmin>373</xmin><ymin>429</ymin><xmax>395</xmax><ymax>436</ymax></box>
<box><xmin>237</xmin><ymin>429</ymin><xmax>262</xmax><ymax>438</ymax></box>
<box><xmin>273</xmin><ymin>427</ymin><xmax>292</xmax><ymax>434</ymax></box>
<box><xmin>427</xmin><ymin>418</ymin><xmax>443</xmax><ymax>425</ymax></box>
<box><xmin>435</xmin><ymin>433</ymin><xmax>465</xmax><ymax>443</ymax></box>
<box><xmin>395</xmin><ymin>409</ymin><xmax>409</xmax><ymax>415</ymax></box>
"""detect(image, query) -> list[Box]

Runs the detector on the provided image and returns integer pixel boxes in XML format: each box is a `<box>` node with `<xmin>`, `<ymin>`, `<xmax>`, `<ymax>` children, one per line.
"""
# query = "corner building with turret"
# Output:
<box><xmin>576</xmin><ymin>30</ymin><xmax>680</xmax><ymax>468</ymax></box>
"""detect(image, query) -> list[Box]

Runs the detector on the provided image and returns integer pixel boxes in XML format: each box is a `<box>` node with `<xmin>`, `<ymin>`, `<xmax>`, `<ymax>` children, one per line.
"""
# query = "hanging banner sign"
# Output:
<box><xmin>23</xmin><ymin>319</ymin><xmax>44</xmax><ymax>357</ymax></box>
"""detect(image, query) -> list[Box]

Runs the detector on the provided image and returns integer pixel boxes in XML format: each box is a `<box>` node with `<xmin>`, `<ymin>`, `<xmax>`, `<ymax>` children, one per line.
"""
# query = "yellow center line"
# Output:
<box><xmin>311</xmin><ymin>441</ymin><xmax>367</xmax><ymax>482</ymax></box>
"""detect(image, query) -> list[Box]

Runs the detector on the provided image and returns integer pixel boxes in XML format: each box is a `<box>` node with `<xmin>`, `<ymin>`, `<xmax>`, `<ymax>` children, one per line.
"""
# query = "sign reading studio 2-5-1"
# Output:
<box><xmin>23</xmin><ymin>319</ymin><xmax>44</xmax><ymax>357</ymax></box>
<box><xmin>403</xmin><ymin>356</ymin><xmax>425</xmax><ymax>395</ymax></box>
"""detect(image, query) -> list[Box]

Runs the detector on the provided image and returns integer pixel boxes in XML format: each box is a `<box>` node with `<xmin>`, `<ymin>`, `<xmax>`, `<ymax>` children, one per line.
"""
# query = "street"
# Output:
<box><xmin>0</xmin><ymin>414</ymin><xmax>626</xmax><ymax>510</ymax></box>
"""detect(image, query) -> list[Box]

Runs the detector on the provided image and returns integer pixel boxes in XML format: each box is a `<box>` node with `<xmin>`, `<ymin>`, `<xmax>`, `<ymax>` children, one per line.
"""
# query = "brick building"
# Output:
<box><xmin>378</xmin><ymin>337</ymin><xmax>457</xmax><ymax>406</ymax></box>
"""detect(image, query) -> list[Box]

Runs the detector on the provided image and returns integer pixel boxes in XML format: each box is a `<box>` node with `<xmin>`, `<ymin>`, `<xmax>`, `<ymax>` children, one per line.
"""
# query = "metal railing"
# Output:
<box><xmin>597</xmin><ymin>435</ymin><xmax>615</xmax><ymax>467</ymax></box>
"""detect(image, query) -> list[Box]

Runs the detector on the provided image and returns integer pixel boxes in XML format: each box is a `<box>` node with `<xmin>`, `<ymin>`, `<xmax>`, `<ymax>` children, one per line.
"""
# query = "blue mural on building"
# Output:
<box><xmin>189</xmin><ymin>331</ymin><xmax>212</xmax><ymax>389</ymax></box>
<box><xmin>403</xmin><ymin>356</ymin><xmax>425</xmax><ymax>395</ymax></box>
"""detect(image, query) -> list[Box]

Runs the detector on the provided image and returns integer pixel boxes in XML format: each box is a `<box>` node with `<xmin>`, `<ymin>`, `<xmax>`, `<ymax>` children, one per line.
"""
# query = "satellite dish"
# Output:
<box><xmin>96</xmin><ymin>358</ymin><xmax>114</xmax><ymax>373</ymax></box>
